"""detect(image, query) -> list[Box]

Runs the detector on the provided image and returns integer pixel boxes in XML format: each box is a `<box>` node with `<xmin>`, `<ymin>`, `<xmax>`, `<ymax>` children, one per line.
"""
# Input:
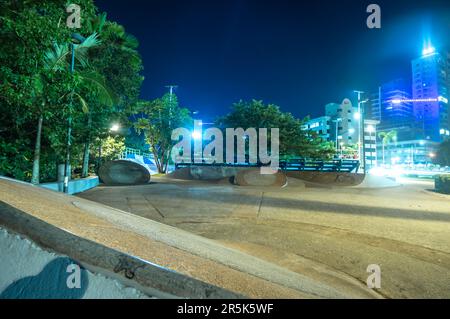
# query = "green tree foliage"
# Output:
<box><xmin>0</xmin><ymin>1</ymin><xmax>143</xmax><ymax>183</ymax></box>
<box><xmin>96</xmin><ymin>136</ymin><xmax>125</xmax><ymax>163</ymax></box>
<box><xmin>434</xmin><ymin>140</ymin><xmax>450</xmax><ymax>167</ymax></box>
<box><xmin>216</xmin><ymin>100</ymin><xmax>335</xmax><ymax>160</ymax></box>
<box><xmin>133</xmin><ymin>94</ymin><xmax>192</xmax><ymax>173</ymax></box>
<box><xmin>77</xmin><ymin>18</ymin><xmax>144</xmax><ymax>177</ymax></box>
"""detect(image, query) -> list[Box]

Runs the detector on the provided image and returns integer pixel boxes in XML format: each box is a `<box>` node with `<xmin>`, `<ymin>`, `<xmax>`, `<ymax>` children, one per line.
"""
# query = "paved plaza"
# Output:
<box><xmin>78</xmin><ymin>176</ymin><xmax>450</xmax><ymax>298</ymax></box>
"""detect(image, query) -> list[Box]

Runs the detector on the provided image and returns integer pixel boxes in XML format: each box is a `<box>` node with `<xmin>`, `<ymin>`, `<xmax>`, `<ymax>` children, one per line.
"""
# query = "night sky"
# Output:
<box><xmin>95</xmin><ymin>0</ymin><xmax>450</xmax><ymax>120</ymax></box>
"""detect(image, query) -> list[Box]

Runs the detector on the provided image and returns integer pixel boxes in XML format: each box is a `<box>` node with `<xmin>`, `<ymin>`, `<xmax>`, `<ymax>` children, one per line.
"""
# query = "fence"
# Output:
<box><xmin>176</xmin><ymin>159</ymin><xmax>360</xmax><ymax>173</ymax></box>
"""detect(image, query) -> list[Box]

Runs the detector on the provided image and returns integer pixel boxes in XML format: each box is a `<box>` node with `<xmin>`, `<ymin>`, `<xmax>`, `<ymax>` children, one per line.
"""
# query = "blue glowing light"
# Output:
<box><xmin>422</xmin><ymin>47</ymin><xmax>435</xmax><ymax>56</ymax></box>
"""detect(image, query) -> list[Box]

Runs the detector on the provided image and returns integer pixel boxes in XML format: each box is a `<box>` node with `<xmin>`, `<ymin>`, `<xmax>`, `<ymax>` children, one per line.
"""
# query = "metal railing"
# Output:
<box><xmin>175</xmin><ymin>159</ymin><xmax>360</xmax><ymax>173</ymax></box>
<box><xmin>120</xmin><ymin>147</ymin><xmax>154</xmax><ymax>161</ymax></box>
<box><xmin>280</xmin><ymin>159</ymin><xmax>360</xmax><ymax>173</ymax></box>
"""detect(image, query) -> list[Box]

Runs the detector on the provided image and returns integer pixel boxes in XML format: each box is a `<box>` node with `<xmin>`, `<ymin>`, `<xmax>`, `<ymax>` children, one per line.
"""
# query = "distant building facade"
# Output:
<box><xmin>322</xmin><ymin>98</ymin><xmax>379</xmax><ymax>168</ymax></box>
<box><xmin>303</xmin><ymin>116</ymin><xmax>331</xmax><ymax>141</ymax></box>
<box><xmin>325</xmin><ymin>98</ymin><xmax>358</xmax><ymax>146</ymax></box>
<box><xmin>411</xmin><ymin>49</ymin><xmax>449</xmax><ymax>142</ymax></box>
<box><xmin>364</xmin><ymin>119</ymin><xmax>380</xmax><ymax>169</ymax></box>
<box><xmin>380</xmin><ymin>140</ymin><xmax>439</xmax><ymax>166</ymax></box>
<box><xmin>369</xmin><ymin>79</ymin><xmax>415</xmax><ymax>141</ymax></box>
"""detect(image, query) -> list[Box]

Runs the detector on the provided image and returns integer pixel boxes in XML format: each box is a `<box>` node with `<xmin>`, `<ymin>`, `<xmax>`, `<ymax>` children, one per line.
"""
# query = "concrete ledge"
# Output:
<box><xmin>234</xmin><ymin>168</ymin><xmax>287</xmax><ymax>187</ymax></box>
<box><xmin>169</xmin><ymin>166</ymin><xmax>246</xmax><ymax>181</ymax></box>
<box><xmin>39</xmin><ymin>176</ymin><xmax>99</xmax><ymax>195</ymax></box>
<box><xmin>0</xmin><ymin>201</ymin><xmax>242</xmax><ymax>299</ymax></box>
<box><xmin>286</xmin><ymin>171</ymin><xmax>365</xmax><ymax>187</ymax></box>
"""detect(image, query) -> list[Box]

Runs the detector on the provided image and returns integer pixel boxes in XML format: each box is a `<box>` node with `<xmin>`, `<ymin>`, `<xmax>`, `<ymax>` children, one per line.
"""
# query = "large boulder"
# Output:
<box><xmin>190</xmin><ymin>166</ymin><xmax>241</xmax><ymax>180</ymax></box>
<box><xmin>168</xmin><ymin>166</ymin><xmax>246</xmax><ymax>181</ymax></box>
<box><xmin>234</xmin><ymin>168</ymin><xmax>287</xmax><ymax>187</ymax></box>
<box><xmin>99</xmin><ymin>160</ymin><xmax>151</xmax><ymax>186</ymax></box>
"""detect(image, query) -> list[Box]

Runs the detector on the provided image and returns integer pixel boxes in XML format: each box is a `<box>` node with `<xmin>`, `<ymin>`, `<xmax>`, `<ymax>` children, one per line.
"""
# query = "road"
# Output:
<box><xmin>78</xmin><ymin>176</ymin><xmax>450</xmax><ymax>298</ymax></box>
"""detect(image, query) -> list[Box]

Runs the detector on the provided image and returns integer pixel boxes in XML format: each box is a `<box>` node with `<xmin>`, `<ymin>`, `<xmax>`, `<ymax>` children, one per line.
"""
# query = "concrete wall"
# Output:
<box><xmin>0</xmin><ymin>227</ymin><xmax>149</xmax><ymax>299</ymax></box>
<box><xmin>0</xmin><ymin>199</ymin><xmax>242</xmax><ymax>299</ymax></box>
<box><xmin>39</xmin><ymin>176</ymin><xmax>99</xmax><ymax>195</ymax></box>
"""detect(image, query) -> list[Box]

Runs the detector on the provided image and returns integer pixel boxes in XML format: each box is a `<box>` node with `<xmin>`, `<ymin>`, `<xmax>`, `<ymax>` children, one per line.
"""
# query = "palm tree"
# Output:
<box><xmin>31</xmin><ymin>33</ymin><xmax>114</xmax><ymax>184</ymax></box>
<box><xmin>378</xmin><ymin>130</ymin><xmax>397</xmax><ymax>165</ymax></box>
<box><xmin>102</xmin><ymin>22</ymin><xmax>140</xmax><ymax>53</ymax></box>
<box><xmin>31</xmin><ymin>35</ymin><xmax>99</xmax><ymax>184</ymax></box>
<box><xmin>79</xmin><ymin>17</ymin><xmax>140</xmax><ymax>177</ymax></box>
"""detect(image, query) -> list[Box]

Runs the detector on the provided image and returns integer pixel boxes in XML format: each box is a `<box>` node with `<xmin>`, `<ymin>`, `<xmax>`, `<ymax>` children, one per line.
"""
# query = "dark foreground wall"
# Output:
<box><xmin>0</xmin><ymin>201</ymin><xmax>242</xmax><ymax>299</ymax></box>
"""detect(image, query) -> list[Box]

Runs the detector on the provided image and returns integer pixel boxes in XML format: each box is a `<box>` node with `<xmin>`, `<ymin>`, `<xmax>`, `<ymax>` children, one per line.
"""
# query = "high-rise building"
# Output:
<box><xmin>411</xmin><ymin>47</ymin><xmax>449</xmax><ymax>142</ymax></box>
<box><xmin>370</xmin><ymin>79</ymin><xmax>415</xmax><ymax>141</ymax></box>
<box><xmin>368</xmin><ymin>91</ymin><xmax>381</xmax><ymax>122</ymax></box>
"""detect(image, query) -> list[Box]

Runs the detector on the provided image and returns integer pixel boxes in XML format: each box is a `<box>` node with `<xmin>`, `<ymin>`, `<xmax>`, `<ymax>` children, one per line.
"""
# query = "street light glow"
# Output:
<box><xmin>438</xmin><ymin>96</ymin><xmax>448</xmax><ymax>104</ymax></box>
<box><xmin>422</xmin><ymin>46</ymin><xmax>436</xmax><ymax>56</ymax></box>
<box><xmin>354</xmin><ymin>112</ymin><xmax>361</xmax><ymax>120</ymax></box>
<box><xmin>192</xmin><ymin>131</ymin><xmax>202</xmax><ymax>140</ymax></box>
<box><xmin>110</xmin><ymin>124</ymin><xmax>120</xmax><ymax>132</ymax></box>
<box><xmin>391</xmin><ymin>98</ymin><xmax>443</xmax><ymax>104</ymax></box>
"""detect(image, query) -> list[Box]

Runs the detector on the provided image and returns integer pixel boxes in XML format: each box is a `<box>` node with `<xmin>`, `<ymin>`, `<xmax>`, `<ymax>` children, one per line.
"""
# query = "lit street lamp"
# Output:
<box><xmin>110</xmin><ymin>123</ymin><xmax>120</xmax><ymax>132</ymax></box>
<box><xmin>63</xmin><ymin>33</ymin><xmax>86</xmax><ymax>194</ymax></box>
<box><xmin>192</xmin><ymin>131</ymin><xmax>202</xmax><ymax>141</ymax></box>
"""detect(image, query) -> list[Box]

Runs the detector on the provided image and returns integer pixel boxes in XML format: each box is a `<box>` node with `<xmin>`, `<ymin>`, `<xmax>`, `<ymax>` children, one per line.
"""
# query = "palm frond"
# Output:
<box><xmin>87</xmin><ymin>13</ymin><xmax>107</xmax><ymax>33</ymax></box>
<box><xmin>124</xmin><ymin>33</ymin><xmax>139</xmax><ymax>49</ymax></box>
<box><xmin>43</xmin><ymin>42</ymin><xmax>70</xmax><ymax>71</ymax></box>
<box><xmin>73</xmin><ymin>93</ymin><xmax>89</xmax><ymax>114</ymax></box>
<box><xmin>77</xmin><ymin>32</ymin><xmax>101</xmax><ymax>50</ymax></box>
<box><xmin>79</xmin><ymin>70</ymin><xmax>117</xmax><ymax>107</ymax></box>
<box><xmin>70</xmin><ymin>33</ymin><xmax>101</xmax><ymax>68</ymax></box>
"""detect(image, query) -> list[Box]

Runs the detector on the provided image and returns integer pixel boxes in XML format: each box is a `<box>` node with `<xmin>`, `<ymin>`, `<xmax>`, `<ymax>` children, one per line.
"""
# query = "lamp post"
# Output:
<box><xmin>63</xmin><ymin>33</ymin><xmax>86</xmax><ymax>194</ymax></box>
<box><xmin>354</xmin><ymin>90</ymin><xmax>370</xmax><ymax>174</ymax></box>
<box><xmin>354</xmin><ymin>91</ymin><xmax>364</xmax><ymax>164</ymax></box>
<box><xmin>333</xmin><ymin>118</ymin><xmax>342</xmax><ymax>156</ymax></box>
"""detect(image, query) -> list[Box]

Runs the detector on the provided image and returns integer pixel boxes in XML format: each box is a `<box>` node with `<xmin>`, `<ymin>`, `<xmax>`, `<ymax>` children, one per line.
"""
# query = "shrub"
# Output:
<box><xmin>435</xmin><ymin>174</ymin><xmax>450</xmax><ymax>194</ymax></box>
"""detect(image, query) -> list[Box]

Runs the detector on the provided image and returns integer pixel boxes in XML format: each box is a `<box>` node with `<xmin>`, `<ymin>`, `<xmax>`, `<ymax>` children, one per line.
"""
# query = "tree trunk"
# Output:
<box><xmin>31</xmin><ymin>115</ymin><xmax>43</xmax><ymax>185</ymax></box>
<box><xmin>81</xmin><ymin>114</ymin><xmax>92</xmax><ymax>178</ymax></box>
<box><xmin>152</xmin><ymin>148</ymin><xmax>163</xmax><ymax>174</ymax></box>
<box><xmin>96</xmin><ymin>144</ymin><xmax>102</xmax><ymax>174</ymax></box>
<box><xmin>164</xmin><ymin>149</ymin><xmax>171</xmax><ymax>174</ymax></box>
<box><xmin>159</xmin><ymin>149</ymin><xmax>167</xmax><ymax>174</ymax></box>
<box><xmin>81</xmin><ymin>141</ymin><xmax>90</xmax><ymax>178</ymax></box>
